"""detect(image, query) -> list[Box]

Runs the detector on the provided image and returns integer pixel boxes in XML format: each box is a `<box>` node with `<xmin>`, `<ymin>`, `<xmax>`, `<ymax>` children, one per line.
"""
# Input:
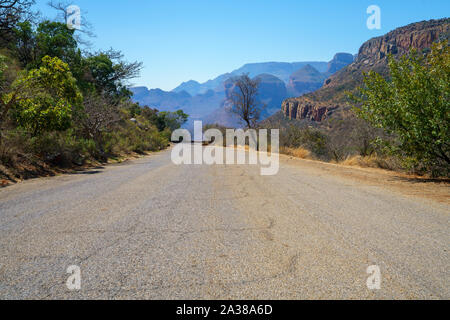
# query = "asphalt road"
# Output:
<box><xmin>0</xmin><ymin>148</ymin><xmax>448</xmax><ymax>299</ymax></box>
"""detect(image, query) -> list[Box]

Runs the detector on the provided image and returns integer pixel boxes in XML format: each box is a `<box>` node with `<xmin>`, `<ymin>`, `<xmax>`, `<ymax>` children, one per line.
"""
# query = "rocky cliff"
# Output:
<box><xmin>282</xmin><ymin>18</ymin><xmax>450</xmax><ymax>122</ymax></box>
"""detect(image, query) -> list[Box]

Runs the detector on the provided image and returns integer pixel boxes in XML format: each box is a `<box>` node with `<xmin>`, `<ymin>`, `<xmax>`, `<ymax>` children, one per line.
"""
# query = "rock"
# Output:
<box><xmin>282</xmin><ymin>97</ymin><xmax>339</xmax><ymax>122</ymax></box>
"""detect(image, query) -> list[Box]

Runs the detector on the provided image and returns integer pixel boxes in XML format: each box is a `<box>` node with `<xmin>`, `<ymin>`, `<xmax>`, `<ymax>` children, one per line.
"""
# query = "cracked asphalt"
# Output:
<box><xmin>0</xmin><ymin>148</ymin><xmax>448</xmax><ymax>299</ymax></box>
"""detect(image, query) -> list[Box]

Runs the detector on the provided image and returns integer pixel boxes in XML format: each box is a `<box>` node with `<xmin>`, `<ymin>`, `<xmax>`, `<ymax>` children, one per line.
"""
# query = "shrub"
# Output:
<box><xmin>353</xmin><ymin>41</ymin><xmax>450</xmax><ymax>176</ymax></box>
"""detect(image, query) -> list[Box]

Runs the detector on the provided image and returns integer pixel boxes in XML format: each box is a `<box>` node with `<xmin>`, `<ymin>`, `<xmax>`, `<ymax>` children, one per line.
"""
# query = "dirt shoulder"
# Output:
<box><xmin>280</xmin><ymin>154</ymin><xmax>450</xmax><ymax>205</ymax></box>
<box><xmin>0</xmin><ymin>151</ymin><xmax>160</xmax><ymax>188</ymax></box>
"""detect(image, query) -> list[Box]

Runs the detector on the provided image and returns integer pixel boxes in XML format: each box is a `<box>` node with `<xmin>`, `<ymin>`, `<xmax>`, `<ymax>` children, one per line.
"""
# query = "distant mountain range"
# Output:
<box><xmin>171</xmin><ymin>61</ymin><xmax>329</xmax><ymax>96</ymax></box>
<box><xmin>130</xmin><ymin>53</ymin><xmax>354</xmax><ymax>128</ymax></box>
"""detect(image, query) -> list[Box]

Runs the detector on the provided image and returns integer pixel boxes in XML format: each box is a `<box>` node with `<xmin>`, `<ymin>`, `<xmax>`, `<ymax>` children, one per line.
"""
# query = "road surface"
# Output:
<box><xmin>0</xmin><ymin>148</ymin><xmax>448</xmax><ymax>299</ymax></box>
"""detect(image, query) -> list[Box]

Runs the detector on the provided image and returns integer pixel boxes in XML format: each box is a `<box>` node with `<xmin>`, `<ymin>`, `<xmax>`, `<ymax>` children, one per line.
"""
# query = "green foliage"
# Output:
<box><xmin>280</xmin><ymin>125</ymin><xmax>328</xmax><ymax>159</ymax></box>
<box><xmin>0</xmin><ymin>5</ymin><xmax>184</xmax><ymax>172</ymax></box>
<box><xmin>12</xmin><ymin>21</ymin><xmax>35</xmax><ymax>67</ymax></box>
<box><xmin>0</xmin><ymin>54</ymin><xmax>6</xmax><ymax>84</ymax></box>
<box><xmin>353</xmin><ymin>41</ymin><xmax>449</xmax><ymax>175</ymax></box>
<box><xmin>12</xmin><ymin>20</ymin><xmax>80</xmax><ymax>69</ymax></box>
<box><xmin>84</xmin><ymin>51</ymin><xmax>142</xmax><ymax>97</ymax></box>
<box><xmin>30</xmin><ymin>129</ymin><xmax>97</xmax><ymax>166</ymax></box>
<box><xmin>35</xmin><ymin>21</ymin><xmax>78</xmax><ymax>65</ymax></box>
<box><xmin>9</xmin><ymin>56</ymin><xmax>82</xmax><ymax>135</ymax></box>
<box><xmin>0</xmin><ymin>54</ymin><xmax>6</xmax><ymax>72</ymax></box>
<box><xmin>156</xmin><ymin>110</ymin><xmax>189</xmax><ymax>131</ymax></box>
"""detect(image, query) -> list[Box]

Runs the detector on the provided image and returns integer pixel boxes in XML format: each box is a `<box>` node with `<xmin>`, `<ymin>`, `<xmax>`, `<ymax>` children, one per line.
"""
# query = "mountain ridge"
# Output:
<box><xmin>281</xmin><ymin>18</ymin><xmax>450</xmax><ymax>122</ymax></box>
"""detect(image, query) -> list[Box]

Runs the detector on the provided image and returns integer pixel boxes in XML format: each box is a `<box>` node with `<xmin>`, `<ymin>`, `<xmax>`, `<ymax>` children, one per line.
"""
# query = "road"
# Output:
<box><xmin>0</xmin><ymin>148</ymin><xmax>448</xmax><ymax>299</ymax></box>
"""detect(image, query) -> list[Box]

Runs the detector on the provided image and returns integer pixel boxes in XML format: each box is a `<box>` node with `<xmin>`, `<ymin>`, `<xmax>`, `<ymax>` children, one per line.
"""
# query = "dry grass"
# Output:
<box><xmin>280</xmin><ymin>147</ymin><xmax>311</xmax><ymax>159</ymax></box>
<box><xmin>338</xmin><ymin>155</ymin><xmax>398</xmax><ymax>170</ymax></box>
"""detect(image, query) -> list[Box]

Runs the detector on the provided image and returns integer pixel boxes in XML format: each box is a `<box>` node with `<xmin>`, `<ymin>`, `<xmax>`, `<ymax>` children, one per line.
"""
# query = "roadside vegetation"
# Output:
<box><xmin>0</xmin><ymin>1</ymin><xmax>188</xmax><ymax>182</ymax></box>
<box><xmin>353</xmin><ymin>42</ymin><xmax>449</xmax><ymax>177</ymax></box>
<box><xmin>228</xmin><ymin>42</ymin><xmax>448</xmax><ymax>177</ymax></box>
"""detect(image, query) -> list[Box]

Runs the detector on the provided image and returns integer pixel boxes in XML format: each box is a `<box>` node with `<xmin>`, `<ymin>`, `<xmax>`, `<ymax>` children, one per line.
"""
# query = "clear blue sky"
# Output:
<box><xmin>34</xmin><ymin>0</ymin><xmax>449</xmax><ymax>91</ymax></box>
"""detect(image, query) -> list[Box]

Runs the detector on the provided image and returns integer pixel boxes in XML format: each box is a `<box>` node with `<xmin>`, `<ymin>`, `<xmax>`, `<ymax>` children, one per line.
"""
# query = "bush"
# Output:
<box><xmin>280</xmin><ymin>126</ymin><xmax>328</xmax><ymax>160</ymax></box>
<box><xmin>353</xmin><ymin>41</ymin><xmax>450</xmax><ymax>176</ymax></box>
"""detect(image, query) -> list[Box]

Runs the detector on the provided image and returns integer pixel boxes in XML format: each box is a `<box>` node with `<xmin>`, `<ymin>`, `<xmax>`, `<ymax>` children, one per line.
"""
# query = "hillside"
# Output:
<box><xmin>280</xmin><ymin>18</ymin><xmax>450</xmax><ymax>123</ymax></box>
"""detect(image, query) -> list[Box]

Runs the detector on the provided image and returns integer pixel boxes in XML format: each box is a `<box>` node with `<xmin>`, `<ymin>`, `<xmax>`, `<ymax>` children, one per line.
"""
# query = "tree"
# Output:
<box><xmin>227</xmin><ymin>74</ymin><xmax>263</xmax><ymax>128</ymax></box>
<box><xmin>76</xmin><ymin>92</ymin><xmax>120</xmax><ymax>146</ymax></box>
<box><xmin>156</xmin><ymin>110</ymin><xmax>188</xmax><ymax>131</ymax></box>
<box><xmin>47</xmin><ymin>0</ymin><xmax>95</xmax><ymax>47</ymax></box>
<box><xmin>12</xmin><ymin>20</ymin><xmax>81</xmax><ymax>69</ymax></box>
<box><xmin>84</xmin><ymin>50</ymin><xmax>142</xmax><ymax>98</ymax></box>
<box><xmin>12</xmin><ymin>21</ymin><xmax>35</xmax><ymax>67</ymax></box>
<box><xmin>0</xmin><ymin>0</ymin><xmax>34</xmax><ymax>33</ymax></box>
<box><xmin>6</xmin><ymin>55</ymin><xmax>82</xmax><ymax>135</ymax></box>
<box><xmin>353</xmin><ymin>41</ymin><xmax>449</xmax><ymax>175</ymax></box>
<box><xmin>35</xmin><ymin>21</ymin><xmax>78</xmax><ymax>64</ymax></box>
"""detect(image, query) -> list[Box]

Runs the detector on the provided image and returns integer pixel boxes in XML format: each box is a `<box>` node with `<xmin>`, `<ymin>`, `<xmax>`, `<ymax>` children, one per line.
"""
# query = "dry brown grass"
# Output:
<box><xmin>280</xmin><ymin>147</ymin><xmax>311</xmax><ymax>159</ymax></box>
<box><xmin>338</xmin><ymin>155</ymin><xmax>398</xmax><ymax>170</ymax></box>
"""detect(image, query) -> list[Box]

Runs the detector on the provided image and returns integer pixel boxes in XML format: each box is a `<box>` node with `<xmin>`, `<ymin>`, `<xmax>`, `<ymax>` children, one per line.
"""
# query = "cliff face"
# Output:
<box><xmin>282</xmin><ymin>18</ymin><xmax>450</xmax><ymax>122</ymax></box>
<box><xmin>282</xmin><ymin>97</ymin><xmax>339</xmax><ymax>122</ymax></box>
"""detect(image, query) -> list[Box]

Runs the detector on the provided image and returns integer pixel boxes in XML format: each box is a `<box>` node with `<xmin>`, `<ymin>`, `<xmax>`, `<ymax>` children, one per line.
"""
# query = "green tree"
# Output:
<box><xmin>12</xmin><ymin>21</ymin><xmax>35</xmax><ymax>67</ymax></box>
<box><xmin>84</xmin><ymin>50</ymin><xmax>142</xmax><ymax>98</ymax></box>
<box><xmin>35</xmin><ymin>21</ymin><xmax>78</xmax><ymax>63</ymax></box>
<box><xmin>353</xmin><ymin>42</ymin><xmax>449</xmax><ymax>175</ymax></box>
<box><xmin>6</xmin><ymin>56</ymin><xmax>82</xmax><ymax>135</ymax></box>
<box><xmin>156</xmin><ymin>110</ymin><xmax>188</xmax><ymax>131</ymax></box>
<box><xmin>12</xmin><ymin>20</ymin><xmax>82</xmax><ymax>70</ymax></box>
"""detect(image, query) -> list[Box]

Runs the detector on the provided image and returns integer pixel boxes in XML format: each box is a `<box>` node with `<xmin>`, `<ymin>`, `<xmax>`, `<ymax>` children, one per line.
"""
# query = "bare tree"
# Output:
<box><xmin>77</xmin><ymin>93</ymin><xmax>120</xmax><ymax>145</ymax></box>
<box><xmin>0</xmin><ymin>0</ymin><xmax>34</xmax><ymax>32</ymax></box>
<box><xmin>47</xmin><ymin>0</ymin><xmax>95</xmax><ymax>47</ymax></box>
<box><xmin>227</xmin><ymin>74</ymin><xmax>263</xmax><ymax>129</ymax></box>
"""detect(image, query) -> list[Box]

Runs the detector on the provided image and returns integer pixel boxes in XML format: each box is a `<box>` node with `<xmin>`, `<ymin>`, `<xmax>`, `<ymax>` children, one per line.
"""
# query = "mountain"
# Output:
<box><xmin>326</xmin><ymin>53</ymin><xmax>355</xmax><ymax>74</ymax></box>
<box><xmin>281</xmin><ymin>18</ymin><xmax>450</xmax><ymax>122</ymax></box>
<box><xmin>287</xmin><ymin>64</ymin><xmax>327</xmax><ymax>96</ymax></box>
<box><xmin>172</xmin><ymin>80</ymin><xmax>202</xmax><ymax>96</ymax></box>
<box><xmin>129</xmin><ymin>87</ymin><xmax>192</xmax><ymax>112</ymax></box>
<box><xmin>230</xmin><ymin>61</ymin><xmax>328</xmax><ymax>83</ymax></box>
<box><xmin>171</xmin><ymin>61</ymin><xmax>329</xmax><ymax>95</ymax></box>
<box><xmin>255</xmin><ymin>74</ymin><xmax>289</xmax><ymax>118</ymax></box>
<box><xmin>131</xmin><ymin>55</ymin><xmax>353</xmax><ymax>127</ymax></box>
